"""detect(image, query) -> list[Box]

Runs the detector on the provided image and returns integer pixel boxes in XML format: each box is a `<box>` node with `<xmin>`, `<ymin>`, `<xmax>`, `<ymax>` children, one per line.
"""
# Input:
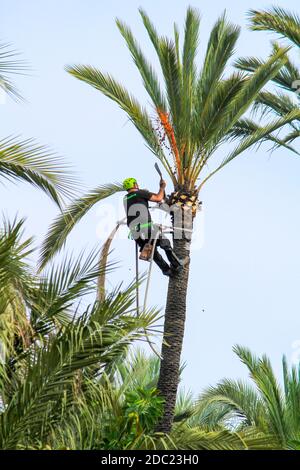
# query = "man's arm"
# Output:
<box><xmin>149</xmin><ymin>180</ymin><xmax>166</xmax><ymax>203</ymax></box>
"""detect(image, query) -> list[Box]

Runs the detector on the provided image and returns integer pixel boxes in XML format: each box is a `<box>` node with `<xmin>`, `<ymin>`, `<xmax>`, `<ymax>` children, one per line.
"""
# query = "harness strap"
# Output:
<box><xmin>128</xmin><ymin>221</ymin><xmax>153</xmax><ymax>239</ymax></box>
<box><xmin>124</xmin><ymin>193</ymin><xmax>137</xmax><ymax>201</ymax></box>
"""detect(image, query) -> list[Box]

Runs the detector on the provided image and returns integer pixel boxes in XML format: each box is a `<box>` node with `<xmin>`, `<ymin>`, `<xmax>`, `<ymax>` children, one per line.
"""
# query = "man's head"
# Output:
<box><xmin>123</xmin><ymin>177</ymin><xmax>138</xmax><ymax>191</ymax></box>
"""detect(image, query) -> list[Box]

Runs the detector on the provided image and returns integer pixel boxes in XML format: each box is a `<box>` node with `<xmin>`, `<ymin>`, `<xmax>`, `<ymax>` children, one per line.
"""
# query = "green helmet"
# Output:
<box><xmin>123</xmin><ymin>177</ymin><xmax>137</xmax><ymax>191</ymax></box>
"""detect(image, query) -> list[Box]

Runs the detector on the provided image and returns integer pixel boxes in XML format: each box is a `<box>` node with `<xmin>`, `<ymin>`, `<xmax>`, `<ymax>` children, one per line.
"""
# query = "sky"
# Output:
<box><xmin>2</xmin><ymin>0</ymin><xmax>300</xmax><ymax>395</ymax></box>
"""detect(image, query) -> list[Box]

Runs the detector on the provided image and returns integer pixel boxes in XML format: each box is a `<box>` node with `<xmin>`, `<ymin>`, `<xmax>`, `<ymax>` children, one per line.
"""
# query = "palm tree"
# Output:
<box><xmin>0</xmin><ymin>219</ymin><xmax>161</xmax><ymax>449</ymax></box>
<box><xmin>236</xmin><ymin>7</ymin><xmax>300</xmax><ymax>147</ymax></box>
<box><xmin>0</xmin><ymin>41</ymin><xmax>75</xmax><ymax>206</ymax></box>
<box><xmin>39</xmin><ymin>8</ymin><xmax>300</xmax><ymax>432</ymax></box>
<box><xmin>200</xmin><ymin>345</ymin><xmax>300</xmax><ymax>449</ymax></box>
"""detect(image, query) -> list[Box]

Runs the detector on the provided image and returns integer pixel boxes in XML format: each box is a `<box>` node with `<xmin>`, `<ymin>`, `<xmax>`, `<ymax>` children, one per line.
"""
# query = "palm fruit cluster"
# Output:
<box><xmin>167</xmin><ymin>189</ymin><xmax>201</xmax><ymax>218</ymax></box>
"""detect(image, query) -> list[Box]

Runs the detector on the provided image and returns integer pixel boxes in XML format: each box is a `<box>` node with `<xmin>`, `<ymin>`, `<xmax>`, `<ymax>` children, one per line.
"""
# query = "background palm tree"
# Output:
<box><xmin>200</xmin><ymin>345</ymin><xmax>300</xmax><ymax>449</ymax></box>
<box><xmin>236</xmin><ymin>7</ymin><xmax>300</xmax><ymax>148</ymax></box>
<box><xmin>0</xmin><ymin>41</ymin><xmax>75</xmax><ymax>206</ymax></box>
<box><xmin>0</xmin><ymin>219</ymin><xmax>161</xmax><ymax>449</ymax></box>
<box><xmin>39</xmin><ymin>8</ymin><xmax>300</xmax><ymax>432</ymax></box>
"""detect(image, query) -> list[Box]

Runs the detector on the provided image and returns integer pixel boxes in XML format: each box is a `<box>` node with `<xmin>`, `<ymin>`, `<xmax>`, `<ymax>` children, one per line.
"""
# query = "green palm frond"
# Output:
<box><xmin>249</xmin><ymin>7</ymin><xmax>300</xmax><ymax>48</ymax></box>
<box><xmin>234</xmin><ymin>345</ymin><xmax>287</xmax><ymax>446</ymax></box>
<box><xmin>0</xmin><ymin>218</ymin><xmax>34</xmax><ymax>357</ymax></box>
<box><xmin>192</xmin><ymin>46</ymin><xmax>291</xmax><ymax>182</ymax></box>
<box><xmin>30</xmin><ymin>247</ymin><xmax>114</xmax><ymax>336</ymax></box>
<box><xmin>191</xmin><ymin>72</ymin><xmax>246</xmax><ymax>157</ymax></box>
<box><xmin>235</xmin><ymin>42</ymin><xmax>300</xmax><ymax>94</ymax></box>
<box><xmin>65</xmin><ymin>8</ymin><xmax>299</xmax><ymax>200</ymax></box>
<box><xmin>227</xmin><ymin>117</ymin><xmax>299</xmax><ymax>153</ymax></box>
<box><xmin>173</xmin><ymin>23</ymin><xmax>181</xmax><ymax>69</ymax></box>
<box><xmin>196</xmin><ymin>13</ymin><xmax>240</xmax><ymax>120</ymax></box>
<box><xmin>173</xmin><ymin>389</ymin><xmax>194</xmax><ymax>422</ymax></box>
<box><xmin>131</xmin><ymin>426</ymin><xmax>277</xmax><ymax>450</ymax></box>
<box><xmin>235</xmin><ymin>15</ymin><xmax>300</xmax><ymax>147</ymax></box>
<box><xmin>0</xmin><ymin>137</ymin><xmax>76</xmax><ymax>207</ymax></box>
<box><xmin>96</xmin><ymin>220</ymin><xmax>125</xmax><ymax>303</ymax></box>
<box><xmin>115</xmin><ymin>349</ymin><xmax>160</xmax><ymax>392</ymax></box>
<box><xmin>0</xmin><ymin>42</ymin><xmax>27</xmax><ymax>101</ymax></box>
<box><xmin>0</xmin><ymin>40</ymin><xmax>76</xmax><ymax>203</ymax></box>
<box><xmin>200</xmin><ymin>379</ymin><xmax>265</xmax><ymax>429</ymax></box>
<box><xmin>180</xmin><ymin>8</ymin><xmax>200</xmax><ymax>159</ymax></box>
<box><xmin>200</xmin><ymin>108</ymin><xmax>300</xmax><ymax>189</ymax></box>
<box><xmin>282</xmin><ymin>356</ymin><xmax>300</xmax><ymax>436</ymax></box>
<box><xmin>236</xmin><ymin>427</ymin><xmax>280</xmax><ymax>450</ymax></box>
<box><xmin>158</xmin><ymin>38</ymin><xmax>182</xmax><ymax>137</ymax></box>
<box><xmin>199</xmin><ymin>345</ymin><xmax>300</xmax><ymax>448</ymax></box>
<box><xmin>213</xmin><ymin>46</ymin><xmax>289</xmax><ymax>140</ymax></box>
<box><xmin>137</xmin><ymin>10</ymin><xmax>183</xmax><ymax>148</ymax></box>
<box><xmin>39</xmin><ymin>183</ymin><xmax>123</xmax><ymax>269</ymax></box>
<box><xmin>46</xmin><ymin>378</ymin><xmax>117</xmax><ymax>450</ymax></box>
<box><xmin>0</xmin><ymin>218</ymin><xmax>33</xmax><ymax>289</ymax></box>
<box><xmin>65</xmin><ymin>64</ymin><xmax>172</xmax><ymax>174</ymax></box>
<box><xmin>252</xmin><ymin>91</ymin><xmax>300</xmax><ymax>122</ymax></box>
<box><xmin>282</xmin><ymin>129</ymin><xmax>300</xmax><ymax>144</ymax></box>
<box><xmin>116</xmin><ymin>19</ymin><xmax>167</xmax><ymax>111</ymax></box>
<box><xmin>188</xmin><ymin>400</ymin><xmax>234</xmax><ymax>430</ymax></box>
<box><xmin>182</xmin><ymin>8</ymin><xmax>200</xmax><ymax>91</ymax></box>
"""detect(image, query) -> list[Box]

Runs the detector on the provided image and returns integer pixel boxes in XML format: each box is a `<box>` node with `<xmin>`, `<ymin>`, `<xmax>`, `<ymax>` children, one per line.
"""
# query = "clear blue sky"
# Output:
<box><xmin>2</xmin><ymin>0</ymin><xmax>300</xmax><ymax>394</ymax></box>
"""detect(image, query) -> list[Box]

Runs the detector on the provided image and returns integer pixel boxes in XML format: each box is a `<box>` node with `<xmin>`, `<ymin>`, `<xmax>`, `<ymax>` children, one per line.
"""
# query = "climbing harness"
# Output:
<box><xmin>127</xmin><ymin>221</ymin><xmax>153</xmax><ymax>240</ymax></box>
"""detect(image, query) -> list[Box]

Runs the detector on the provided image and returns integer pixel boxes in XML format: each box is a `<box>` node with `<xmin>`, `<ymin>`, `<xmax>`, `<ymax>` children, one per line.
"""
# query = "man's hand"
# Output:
<box><xmin>160</xmin><ymin>179</ymin><xmax>166</xmax><ymax>189</ymax></box>
<box><xmin>150</xmin><ymin>180</ymin><xmax>166</xmax><ymax>203</ymax></box>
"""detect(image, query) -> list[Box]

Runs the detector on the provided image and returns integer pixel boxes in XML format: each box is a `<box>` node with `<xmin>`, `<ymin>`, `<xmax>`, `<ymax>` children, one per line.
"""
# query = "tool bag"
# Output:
<box><xmin>139</xmin><ymin>243</ymin><xmax>154</xmax><ymax>261</ymax></box>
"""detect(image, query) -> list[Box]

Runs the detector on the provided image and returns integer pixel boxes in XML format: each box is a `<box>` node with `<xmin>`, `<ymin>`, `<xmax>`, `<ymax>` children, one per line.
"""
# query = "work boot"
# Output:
<box><xmin>178</xmin><ymin>255</ymin><xmax>189</xmax><ymax>267</ymax></box>
<box><xmin>172</xmin><ymin>256</ymin><xmax>189</xmax><ymax>274</ymax></box>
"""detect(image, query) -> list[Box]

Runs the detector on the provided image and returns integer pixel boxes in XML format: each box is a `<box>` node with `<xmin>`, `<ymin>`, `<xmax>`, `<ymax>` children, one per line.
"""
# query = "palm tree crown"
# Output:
<box><xmin>67</xmin><ymin>8</ymin><xmax>300</xmax><ymax>193</ymax></box>
<box><xmin>40</xmin><ymin>7</ymin><xmax>300</xmax><ymax>265</ymax></box>
<box><xmin>236</xmin><ymin>7</ymin><xmax>300</xmax><ymax>147</ymax></box>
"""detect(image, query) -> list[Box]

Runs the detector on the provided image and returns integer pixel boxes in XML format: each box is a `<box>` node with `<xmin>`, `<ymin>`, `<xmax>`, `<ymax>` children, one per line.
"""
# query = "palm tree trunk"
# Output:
<box><xmin>156</xmin><ymin>230</ymin><xmax>192</xmax><ymax>433</ymax></box>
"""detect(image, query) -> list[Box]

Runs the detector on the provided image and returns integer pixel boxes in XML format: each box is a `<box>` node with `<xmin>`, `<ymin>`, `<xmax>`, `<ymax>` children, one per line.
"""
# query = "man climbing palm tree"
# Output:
<box><xmin>123</xmin><ymin>177</ymin><xmax>184</xmax><ymax>277</ymax></box>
